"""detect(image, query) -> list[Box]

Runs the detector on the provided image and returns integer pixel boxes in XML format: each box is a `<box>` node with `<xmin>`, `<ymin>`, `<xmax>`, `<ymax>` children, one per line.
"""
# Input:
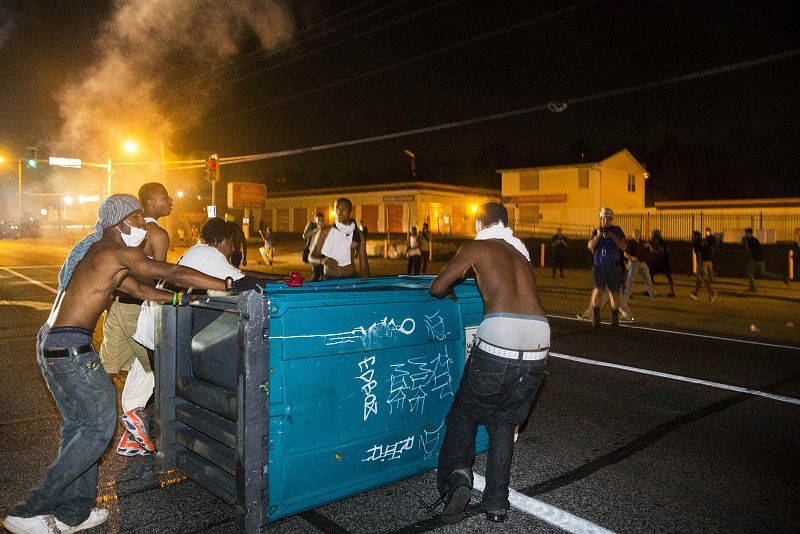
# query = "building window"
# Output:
<box><xmin>627</xmin><ymin>174</ymin><xmax>636</xmax><ymax>192</ymax></box>
<box><xmin>578</xmin><ymin>168</ymin><xmax>589</xmax><ymax>188</ymax></box>
<box><xmin>520</xmin><ymin>170</ymin><xmax>539</xmax><ymax>191</ymax></box>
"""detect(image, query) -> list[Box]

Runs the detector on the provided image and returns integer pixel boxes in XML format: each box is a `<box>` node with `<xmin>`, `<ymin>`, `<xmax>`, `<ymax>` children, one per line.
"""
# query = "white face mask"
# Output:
<box><xmin>118</xmin><ymin>222</ymin><xmax>147</xmax><ymax>247</ymax></box>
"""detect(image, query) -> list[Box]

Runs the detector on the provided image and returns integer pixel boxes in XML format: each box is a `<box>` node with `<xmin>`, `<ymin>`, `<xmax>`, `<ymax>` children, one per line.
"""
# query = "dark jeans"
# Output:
<box><xmin>552</xmin><ymin>252</ymin><xmax>566</xmax><ymax>276</ymax></box>
<box><xmin>11</xmin><ymin>325</ymin><xmax>117</xmax><ymax>525</ymax></box>
<box><xmin>437</xmin><ymin>347</ymin><xmax>547</xmax><ymax>512</ymax></box>
<box><xmin>421</xmin><ymin>250</ymin><xmax>430</xmax><ymax>274</ymax></box>
<box><xmin>407</xmin><ymin>254</ymin><xmax>422</xmax><ymax>275</ymax></box>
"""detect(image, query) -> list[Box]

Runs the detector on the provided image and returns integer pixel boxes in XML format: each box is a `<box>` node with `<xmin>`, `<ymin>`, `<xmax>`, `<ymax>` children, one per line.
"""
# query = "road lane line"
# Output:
<box><xmin>0</xmin><ymin>264</ymin><xmax>61</xmax><ymax>269</ymax></box>
<box><xmin>1</xmin><ymin>268</ymin><xmax>58</xmax><ymax>294</ymax></box>
<box><xmin>548</xmin><ymin>314</ymin><xmax>800</xmax><ymax>351</ymax></box>
<box><xmin>473</xmin><ymin>474</ymin><xmax>615</xmax><ymax>534</ymax></box>
<box><xmin>550</xmin><ymin>352</ymin><xmax>800</xmax><ymax>406</ymax></box>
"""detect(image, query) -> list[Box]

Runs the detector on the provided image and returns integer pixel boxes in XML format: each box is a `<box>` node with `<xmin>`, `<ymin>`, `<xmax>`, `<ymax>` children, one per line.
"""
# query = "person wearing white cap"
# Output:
<box><xmin>587</xmin><ymin>207</ymin><xmax>627</xmax><ymax>327</ymax></box>
<box><xmin>3</xmin><ymin>194</ymin><xmax>259</xmax><ymax>534</ymax></box>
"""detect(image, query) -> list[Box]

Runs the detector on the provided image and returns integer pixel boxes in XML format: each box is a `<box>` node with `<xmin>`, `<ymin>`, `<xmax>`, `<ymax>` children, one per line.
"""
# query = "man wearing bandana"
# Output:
<box><xmin>4</xmin><ymin>195</ymin><xmax>258</xmax><ymax>534</ymax></box>
<box><xmin>429</xmin><ymin>202</ymin><xmax>548</xmax><ymax>524</ymax></box>
<box><xmin>308</xmin><ymin>197</ymin><xmax>370</xmax><ymax>280</ymax></box>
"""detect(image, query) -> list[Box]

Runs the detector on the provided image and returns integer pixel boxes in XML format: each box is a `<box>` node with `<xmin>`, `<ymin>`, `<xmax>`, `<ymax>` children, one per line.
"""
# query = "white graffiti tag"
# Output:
<box><xmin>356</xmin><ymin>355</ymin><xmax>378</xmax><ymax>421</ymax></box>
<box><xmin>420</xmin><ymin>422</ymin><xmax>445</xmax><ymax>460</ymax></box>
<box><xmin>325</xmin><ymin>316</ymin><xmax>416</xmax><ymax>348</ymax></box>
<box><xmin>362</xmin><ymin>435</ymin><xmax>415</xmax><ymax>462</ymax></box>
<box><xmin>386</xmin><ymin>347</ymin><xmax>454</xmax><ymax>416</ymax></box>
<box><xmin>424</xmin><ymin>310</ymin><xmax>449</xmax><ymax>341</ymax></box>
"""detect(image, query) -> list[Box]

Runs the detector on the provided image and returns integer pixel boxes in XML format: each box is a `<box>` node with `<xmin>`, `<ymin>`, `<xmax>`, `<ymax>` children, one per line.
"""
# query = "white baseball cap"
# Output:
<box><xmin>599</xmin><ymin>207</ymin><xmax>613</xmax><ymax>217</ymax></box>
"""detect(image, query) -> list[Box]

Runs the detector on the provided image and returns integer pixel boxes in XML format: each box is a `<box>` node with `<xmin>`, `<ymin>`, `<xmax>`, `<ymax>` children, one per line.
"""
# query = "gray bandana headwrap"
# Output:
<box><xmin>57</xmin><ymin>194</ymin><xmax>143</xmax><ymax>291</ymax></box>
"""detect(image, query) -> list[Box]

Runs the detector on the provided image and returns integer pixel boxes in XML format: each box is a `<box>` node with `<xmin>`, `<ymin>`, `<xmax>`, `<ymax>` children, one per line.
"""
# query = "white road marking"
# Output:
<box><xmin>473</xmin><ymin>474</ymin><xmax>615</xmax><ymax>534</ymax></box>
<box><xmin>0</xmin><ymin>299</ymin><xmax>53</xmax><ymax>311</ymax></box>
<box><xmin>0</xmin><ymin>268</ymin><xmax>58</xmax><ymax>294</ymax></box>
<box><xmin>0</xmin><ymin>264</ymin><xmax>61</xmax><ymax>269</ymax></box>
<box><xmin>550</xmin><ymin>352</ymin><xmax>800</xmax><ymax>406</ymax></box>
<box><xmin>548</xmin><ymin>314</ymin><xmax>800</xmax><ymax>351</ymax></box>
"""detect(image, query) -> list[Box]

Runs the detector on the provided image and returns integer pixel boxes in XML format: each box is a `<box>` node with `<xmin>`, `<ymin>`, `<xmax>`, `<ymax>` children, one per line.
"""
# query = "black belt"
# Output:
<box><xmin>115</xmin><ymin>295</ymin><xmax>144</xmax><ymax>305</ymax></box>
<box><xmin>43</xmin><ymin>344</ymin><xmax>94</xmax><ymax>359</ymax></box>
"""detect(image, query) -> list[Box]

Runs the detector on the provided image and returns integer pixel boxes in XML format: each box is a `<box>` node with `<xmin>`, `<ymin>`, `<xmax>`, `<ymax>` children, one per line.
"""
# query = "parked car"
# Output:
<box><xmin>0</xmin><ymin>220</ymin><xmax>21</xmax><ymax>239</ymax></box>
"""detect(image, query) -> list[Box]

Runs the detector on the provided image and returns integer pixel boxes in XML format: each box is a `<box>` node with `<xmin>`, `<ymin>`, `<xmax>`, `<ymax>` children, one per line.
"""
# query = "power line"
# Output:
<box><xmin>192</xmin><ymin>0</ymin><xmax>599</xmax><ymax>128</ymax></box>
<box><xmin>217</xmin><ymin>48</ymin><xmax>800</xmax><ymax>165</ymax></box>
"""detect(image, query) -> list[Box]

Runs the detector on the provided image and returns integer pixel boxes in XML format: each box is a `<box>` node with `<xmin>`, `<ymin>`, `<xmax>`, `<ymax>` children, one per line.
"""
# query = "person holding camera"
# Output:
<box><xmin>587</xmin><ymin>208</ymin><xmax>627</xmax><ymax>327</ymax></box>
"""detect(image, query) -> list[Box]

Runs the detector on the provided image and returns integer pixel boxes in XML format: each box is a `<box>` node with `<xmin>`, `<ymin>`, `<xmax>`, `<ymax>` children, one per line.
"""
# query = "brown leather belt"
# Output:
<box><xmin>43</xmin><ymin>344</ymin><xmax>94</xmax><ymax>359</ymax></box>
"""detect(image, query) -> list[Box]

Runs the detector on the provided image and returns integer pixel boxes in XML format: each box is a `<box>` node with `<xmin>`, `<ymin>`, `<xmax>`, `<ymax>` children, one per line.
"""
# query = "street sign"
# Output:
<box><xmin>227</xmin><ymin>182</ymin><xmax>267</xmax><ymax>209</ymax></box>
<box><xmin>48</xmin><ymin>157</ymin><xmax>82</xmax><ymax>168</ymax></box>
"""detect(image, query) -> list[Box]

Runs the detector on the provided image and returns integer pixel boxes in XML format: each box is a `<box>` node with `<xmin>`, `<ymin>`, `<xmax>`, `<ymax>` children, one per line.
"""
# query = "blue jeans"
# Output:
<box><xmin>11</xmin><ymin>325</ymin><xmax>117</xmax><ymax>526</ymax></box>
<box><xmin>437</xmin><ymin>346</ymin><xmax>547</xmax><ymax>512</ymax></box>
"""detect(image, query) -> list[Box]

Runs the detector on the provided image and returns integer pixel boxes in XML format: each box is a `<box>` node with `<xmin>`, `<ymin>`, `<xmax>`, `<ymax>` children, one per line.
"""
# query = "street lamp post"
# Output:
<box><xmin>18</xmin><ymin>159</ymin><xmax>22</xmax><ymax>225</ymax></box>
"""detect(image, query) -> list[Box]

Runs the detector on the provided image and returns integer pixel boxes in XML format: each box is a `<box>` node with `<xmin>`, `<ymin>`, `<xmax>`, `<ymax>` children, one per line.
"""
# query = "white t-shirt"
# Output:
<box><xmin>132</xmin><ymin>244</ymin><xmax>244</xmax><ymax>349</ymax></box>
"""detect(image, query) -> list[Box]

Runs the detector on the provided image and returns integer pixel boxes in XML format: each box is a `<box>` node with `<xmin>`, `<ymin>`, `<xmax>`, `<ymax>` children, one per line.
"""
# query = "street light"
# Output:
<box><xmin>123</xmin><ymin>140</ymin><xmax>138</xmax><ymax>154</ymax></box>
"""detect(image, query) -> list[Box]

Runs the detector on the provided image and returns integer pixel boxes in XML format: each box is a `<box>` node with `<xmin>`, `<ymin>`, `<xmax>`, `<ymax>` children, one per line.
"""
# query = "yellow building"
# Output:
<box><xmin>259</xmin><ymin>181</ymin><xmax>500</xmax><ymax>236</ymax></box>
<box><xmin>497</xmin><ymin>149</ymin><xmax>648</xmax><ymax>235</ymax></box>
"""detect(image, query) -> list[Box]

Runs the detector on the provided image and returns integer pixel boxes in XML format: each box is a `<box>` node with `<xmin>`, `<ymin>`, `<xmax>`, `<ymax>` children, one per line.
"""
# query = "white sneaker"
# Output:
<box><xmin>3</xmin><ymin>514</ymin><xmax>60</xmax><ymax>534</ymax></box>
<box><xmin>53</xmin><ymin>509</ymin><xmax>109</xmax><ymax>534</ymax></box>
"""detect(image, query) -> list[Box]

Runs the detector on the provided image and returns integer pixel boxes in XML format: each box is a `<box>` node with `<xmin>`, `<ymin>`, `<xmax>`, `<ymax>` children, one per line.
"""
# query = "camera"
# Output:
<box><xmin>600</xmin><ymin>227</ymin><xmax>608</xmax><ymax>237</ymax></box>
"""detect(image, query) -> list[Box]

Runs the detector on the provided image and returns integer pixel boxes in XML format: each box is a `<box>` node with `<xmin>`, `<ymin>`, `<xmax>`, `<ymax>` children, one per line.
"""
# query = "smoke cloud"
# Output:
<box><xmin>52</xmin><ymin>0</ymin><xmax>294</xmax><ymax>175</ymax></box>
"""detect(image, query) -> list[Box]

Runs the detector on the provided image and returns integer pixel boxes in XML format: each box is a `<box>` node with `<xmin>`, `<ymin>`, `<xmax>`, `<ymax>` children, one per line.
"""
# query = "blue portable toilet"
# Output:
<box><xmin>156</xmin><ymin>276</ymin><xmax>488</xmax><ymax>532</ymax></box>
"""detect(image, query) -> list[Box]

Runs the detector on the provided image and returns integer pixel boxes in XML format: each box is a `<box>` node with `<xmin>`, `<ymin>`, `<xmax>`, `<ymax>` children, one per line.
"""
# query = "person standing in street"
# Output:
<box><xmin>309</xmin><ymin>197</ymin><xmax>370</xmax><ymax>280</ymax></box>
<box><xmin>407</xmin><ymin>226</ymin><xmax>423</xmax><ymax>275</ymax></box>
<box><xmin>690</xmin><ymin>230</ymin><xmax>717</xmax><ymax>302</ymax></box>
<box><xmin>550</xmin><ymin>228</ymin><xmax>568</xmax><ymax>278</ymax></box>
<box><xmin>648</xmin><ymin>229</ymin><xmax>676</xmax><ymax>297</ymax></box>
<box><xmin>259</xmin><ymin>225</ymin><xmax>274</xmax><ymax>267</ymax></box>
<box><xmin>430</xmin><ymin>202</ymin><xmax>547</xmax><ymax>524</ymax></box>
<box><xmin>624</xmin><ymin>229</ymin><xmax>657</xmax><ymax>300</ymax></box>
<box><xmin>742</xmin><ymin>227</ymin><xmax>788</xmax><ymax>291</ymax></box>
<box><xmin>2</xmin><ymin>195</ymin><xmax>245</xmax><ymax>534</ymax></box>
<box><xmin>419</xmin><ymin>222</ymin><xmax>432</xmax><ymax>274</ymax></box>
<box><xmin>588</xmin><ymin>208</ymin><xmax>627</xmax><ymax>327</ymax></box>
<box><xmin>109</xmin><ymin>183</ymin><xmax>173</xmax><ymax>456</ymax></box>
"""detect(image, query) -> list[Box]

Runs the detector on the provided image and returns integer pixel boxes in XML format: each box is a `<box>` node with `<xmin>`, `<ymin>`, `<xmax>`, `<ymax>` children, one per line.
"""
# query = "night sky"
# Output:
<box><xmin>1</xmin><ymin>0</ymin><xmax>799</xmax><ymax>210</ymax></box>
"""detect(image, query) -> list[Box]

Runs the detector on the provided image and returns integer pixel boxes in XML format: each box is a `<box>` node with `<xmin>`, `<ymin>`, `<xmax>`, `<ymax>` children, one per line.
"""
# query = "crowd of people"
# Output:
<box><xmin>4</xmin><ymin>191</ymin><xmax>797</xmax><ymax>532</ymax></box>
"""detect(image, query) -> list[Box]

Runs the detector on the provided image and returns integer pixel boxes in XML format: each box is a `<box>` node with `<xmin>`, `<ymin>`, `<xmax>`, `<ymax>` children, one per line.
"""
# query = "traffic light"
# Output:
<box><xmin>27</xmin><ymin>147</ymin><xmax>37</xmax><ymax>168</ymax></box>
<box><xmin>206</xmin><ymin>154</ymin><xmax>219</xmax><ymax>182</ymax></box>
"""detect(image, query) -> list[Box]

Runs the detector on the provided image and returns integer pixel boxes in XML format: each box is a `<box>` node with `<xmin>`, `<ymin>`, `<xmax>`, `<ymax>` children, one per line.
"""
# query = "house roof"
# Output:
<box><xmin>496</xmin><ymin>148</ymin><xmax>646</xmax><ymax>174</ymax></box>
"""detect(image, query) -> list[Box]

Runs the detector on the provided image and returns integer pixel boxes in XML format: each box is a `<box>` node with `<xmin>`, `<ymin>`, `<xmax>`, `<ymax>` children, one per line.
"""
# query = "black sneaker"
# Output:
<box><xmin>485</xmin><ymin>509</ymin><xmax>507</xmax><ymax>523</ymax></box>
<box><xmin>441</xmin><ymin>470</ymin><xmax>472</xmax><ymax>524</ymax></box>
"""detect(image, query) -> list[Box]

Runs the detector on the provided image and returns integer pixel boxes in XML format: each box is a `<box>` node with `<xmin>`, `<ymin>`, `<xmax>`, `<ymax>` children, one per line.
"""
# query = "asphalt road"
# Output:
<box><xmin>1</xmin><ymin>238</ymin><xmax>799</xmax><ymax>533</ymax></box>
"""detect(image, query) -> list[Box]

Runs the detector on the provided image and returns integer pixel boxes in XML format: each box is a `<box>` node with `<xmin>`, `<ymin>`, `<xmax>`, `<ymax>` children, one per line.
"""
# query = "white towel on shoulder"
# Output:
<box><xmin>475</xmin><ymin>222</ymin><xmax>530</xmax><ymax>260</ymax></box>
<box><xmin>321</xmin><ymin>221</ymin><xmax>355</xmax><ymax>266</ymax></box>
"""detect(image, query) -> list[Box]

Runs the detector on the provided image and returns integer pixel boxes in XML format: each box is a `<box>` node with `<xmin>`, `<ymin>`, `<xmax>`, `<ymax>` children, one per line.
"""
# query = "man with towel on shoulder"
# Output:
<box><xmin>308</xmin><ymin>197</ymin><xmax>370</xmax><ymax>280</ymax></box>
<box><xmin>428</xmin><ymin>202</ymin><xmax>548</xmax><ymax>525</ymax></box>
<box><xmin>4</xmin><ymin>195</ymin><xmax>257</xmax><ymax>534</ymax></box>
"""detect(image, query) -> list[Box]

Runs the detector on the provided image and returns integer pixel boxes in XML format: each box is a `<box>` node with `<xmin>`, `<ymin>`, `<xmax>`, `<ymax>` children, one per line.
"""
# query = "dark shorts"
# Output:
<box><xmin>592</xmin><ymin>263</ymin><xmax>622</xmax><ymax>291</ymax></box>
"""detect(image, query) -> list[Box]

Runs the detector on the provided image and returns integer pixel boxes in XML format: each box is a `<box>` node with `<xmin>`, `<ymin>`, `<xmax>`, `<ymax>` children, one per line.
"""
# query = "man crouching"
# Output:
<box><xmin>430</xmin><ymin>202</ymin><xmax>549</xmax><ymax>524</ymax></box>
